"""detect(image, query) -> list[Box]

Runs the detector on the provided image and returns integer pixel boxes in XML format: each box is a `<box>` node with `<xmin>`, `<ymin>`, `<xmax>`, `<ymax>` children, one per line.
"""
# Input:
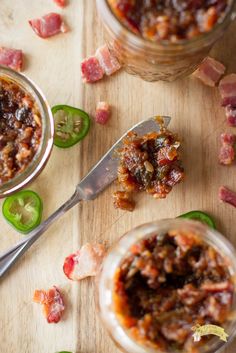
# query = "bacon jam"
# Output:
<box><xmin>113</xmin><ymin>127</ymin><xmax>184</xmax><ymax>211</ymax></box>
<box><xmin>113</xmin><ymin>229</ymin><xmax>234</xmax><ymax>352</ymax></box>
<box><xmin>0</xmin><ymin>77</ymin><xmax>42</xmax><ymax>184</ymax></box>
<box><xmin>108</xmin><ymin>0</ymin><xmax>230</xmax><ymax>42</ymax></box>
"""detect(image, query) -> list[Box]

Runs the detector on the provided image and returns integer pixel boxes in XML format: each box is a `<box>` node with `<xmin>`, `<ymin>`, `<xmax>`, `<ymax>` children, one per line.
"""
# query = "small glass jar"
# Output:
<box><xmin>97</xmin><ymin>219</ymin><xmax>236</xmax><ymax>353</ymax></box>
<box><xmin>0</xmin><ymin>66</ymin><xmax>54</xmax><ymax>197</ymax></box>
<box><xmin>96</xmin><ymin>0</ymin><xmax>236</xmax><ymax>82</ymax></box>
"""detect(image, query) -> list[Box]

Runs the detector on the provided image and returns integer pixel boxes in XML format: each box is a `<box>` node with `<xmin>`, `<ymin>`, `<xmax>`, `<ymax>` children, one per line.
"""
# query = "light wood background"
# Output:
<box><xmin>0</xmin><ymin>1</ymin><xmax>236</xmax><ymax>352</ymax></box>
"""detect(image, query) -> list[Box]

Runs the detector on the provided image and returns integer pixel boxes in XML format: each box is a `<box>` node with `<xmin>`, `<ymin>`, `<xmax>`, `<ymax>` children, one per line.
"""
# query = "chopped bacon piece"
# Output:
<box><xmin>33</xmin><ymin>286</ymin><xmax>65</xmax><ymax>323</ymax></box>
<box><xmin>81</xmin><ymin>44</ymin><xmax>121</xmax><ymax>83</ymax></box>
<box><xmin>219</xmin><ymin>186</ymin><xmax>236</xmax><ymax>208</ymax></box>
<box><xmin>219</xmin><ymin>74</ymin><xmax>236</xmax><ymax>107</ymax></box>
<box><xmin>193</xmin><ymin>56</ymin><xmax>225</xmax><ymax>87</ymax></box>
<box><xmin>201</xmin><ymin>281</ymin><xmax>233</xmax><ymax>292</ymax></box>
<box><xmin>225</xmin><ymin>105</ymin><xmax>236</xmax><ymax>126</ymax></box>
<box><xmin>177</xmin><ymin>284</ymin><xmax>206</xmax><ymax>306</ymax></box>
<box><xmin>29</xmin><ymin>13</ymin><xmax>69</xmax><ymax>39</ymax></box>
<box><xmin>95</xmin><ymin>101</ymin><xmax>111</xmax><ymax>125</ymax></box>
<box><xmin>63</xmin><ymin>243</ymin><xmax>106</xmax><ymax>281</ymax></box>
<box><xmin>81</xmin><ymin>56</ymin><xmax>104</xmax><ymax>83</ymax></box>
<box><xmin>53</xmin><ymin>0</ymin><xmax>67</xmax><ymax>7</ymax></box>
<box><xmin>219</xmin><ymin>144</ymin><xmax>235</xmax><ymax>165</ymax></box>
<box><xmin>113</xmin><ymin>191</ymin><xmax>135</xmax><ymax>211</ymax></box>
<box><xmin>219</xmin><ymin>133</ymin><xmax>235</xmax><ymax>165</ymax></box>
<box><xmin>220</xmin><ymin>132</ymin><xmax>235</xmax><ymax>145</ymax></box>
<box><xmin>0</xmin><ymin>47</ymin><xmax>23</xmax><ymax>71</ymax></box>
<box><xmin>96</xmin><ymin>45</ymin><xmax>121</xmax><ymax>76</ymax></box>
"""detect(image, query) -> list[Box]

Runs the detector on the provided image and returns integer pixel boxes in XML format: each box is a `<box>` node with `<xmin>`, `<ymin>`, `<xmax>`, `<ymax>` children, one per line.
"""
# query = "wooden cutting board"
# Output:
<box><xmin>1</xmin><ymin>1</ymin><xmax>236</xmax><ymax>352</ymax></box>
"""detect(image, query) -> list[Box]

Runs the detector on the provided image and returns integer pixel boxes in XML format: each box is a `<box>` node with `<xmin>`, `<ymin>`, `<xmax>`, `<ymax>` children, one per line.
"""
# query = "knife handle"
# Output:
<box><xmin>0</xmin><ymin>189</ymin><xmax>81</xmax><ymax>279</ymax></box>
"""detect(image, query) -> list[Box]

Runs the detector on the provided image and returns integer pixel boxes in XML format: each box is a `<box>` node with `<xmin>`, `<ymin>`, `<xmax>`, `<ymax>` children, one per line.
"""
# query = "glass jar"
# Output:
<box><xmin>0</xmin><ymin>66</ymin><xmax>54</xmax><ymax>197</ymax></box>
<box><xmin>96</xmin><ymin>0</ymin><xmax>236</xmax><ymax>82</ymax></box>
<box><xmin>97</xmin><ymin>219</ymin><xmax>236</xmax><ymax>353</ymax></box>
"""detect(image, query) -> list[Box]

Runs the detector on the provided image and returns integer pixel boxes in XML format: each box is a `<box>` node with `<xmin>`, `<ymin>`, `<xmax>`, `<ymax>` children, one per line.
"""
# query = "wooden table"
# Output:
<box><xmin>1</xmin><ymin>1</ymin><xmax>236</xmax><ymax>352</ymax></box>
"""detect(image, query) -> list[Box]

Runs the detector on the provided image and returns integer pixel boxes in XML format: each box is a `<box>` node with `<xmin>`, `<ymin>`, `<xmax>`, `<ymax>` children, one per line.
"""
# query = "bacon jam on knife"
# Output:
<box><xmin>107</xmin><ymin>0</ymin><xmax>230</xmax><ymax>42</ymax></box>
<box><xmin>0</xmin><ymin>77</ymin><xmax>42</xmax><ymax>184</ymax></box>
<box><xmin>113</xmin><ymin>229</ymin><xmax>234</xmax><ymax>352</ymax></box>
<box><xmin>113</xmin><ymin>123</ymin><xmax>184</xmax><ymax>211</ymax></box>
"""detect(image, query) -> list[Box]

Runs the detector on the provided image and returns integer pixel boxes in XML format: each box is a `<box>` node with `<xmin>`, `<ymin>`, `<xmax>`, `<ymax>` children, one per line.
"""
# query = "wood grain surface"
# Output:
<box><xmin>0</xmin><ymin>1</ymin><xmax>236</xmax><ymax>353</ymax></box>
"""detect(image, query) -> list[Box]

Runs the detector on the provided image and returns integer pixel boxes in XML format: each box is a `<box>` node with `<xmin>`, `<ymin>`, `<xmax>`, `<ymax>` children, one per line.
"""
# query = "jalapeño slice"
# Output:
<box><xmin>178</xmin><ymin>210</ymin><xmax>216</xmax><ymax>229</ymax></box>
<box><xmin>52</xmin><ymin>105</ymin><xmax>90</xmax><ymax>148</ymax></box>
<box><xmin>2</xmin><ymin>190</ymin><xmax>43</xmax><ymax>234</ymax></box>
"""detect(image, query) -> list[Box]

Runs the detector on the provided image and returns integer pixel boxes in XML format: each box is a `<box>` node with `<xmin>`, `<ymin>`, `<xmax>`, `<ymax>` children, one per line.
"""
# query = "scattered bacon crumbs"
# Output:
<box><xmin>0</xmin><ymin>47</ymin><xmax>23</xmax><ymax>72</ymax></box>
<box><xmin>29</xmin><ymin>13</ymin><xmax>69</xmax><ymax>39</ymax></box>
<box><xmin>219</xmin><ymin>133</ymin><xmax>235</xmax><ymax>165</ymax></box>
<box><xmin>219</xmin><ymin>74</ymin><xmax>236</xmax><ymax>107</ymax></box>
<box><xmin>113</xmin><ymin>191</ymin><xmax>135</xmax><ymax>212</ymax></box>
<box><xmin>95</xmin><ymin>101</ymin><xmax>111</xmax><ymax>125</ymax></box>
<box><xmin>33</xmin><ymin>286</ymin><xmax>65</xmax><ymax>323</ymax></box>
<box><xmin>96</xmin><ymin>45</ymin><xmax>121</xmax><ymax>76</ymax></box>
<box><xmin>81</xmin><ymin>57</ymin><xmax>104</xmax><ymax>83</ymax></box>
<box><xmin>219</xmin><ymin>186</ymin><xmax>236</xmax><ymax>208</ymax></box>
<box><xmin>63</xmin><ymin>243</ymin><xmax>106</xmax><ymax>281</ymax></box>
<box><xmin>81</xmin><ymin>44</ymin><xmax>121</xmax><ymax>83</ymax></box>
<box><xmin>226</xmin><ymin>106</ymin><xmax>236</xmax><ymax>126</ymax></box>
<box><xmin>53</xmin><ymin>0</ymin><xmax>67</xmax><ymax>7</ymax></box>
<box><xmin>193</xmin><ymin>56</ymin><xmax>225</xmax><ymax>87</ymax></box>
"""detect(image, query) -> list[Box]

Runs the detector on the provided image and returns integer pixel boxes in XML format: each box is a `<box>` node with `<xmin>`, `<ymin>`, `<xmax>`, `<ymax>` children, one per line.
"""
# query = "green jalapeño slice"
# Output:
<box><xmin>2</xmin><ymin>190</ymin><xmax>43</xmax><ymax>234</ymax></box>
<box><xmin>178</xmin><ymin>210</ymin><xmax>216</xmax><ymax>229</ymax></box>
<box><xmin>52</xmin><ymin>105</ymin><xmax>90</xmax><ymax>148</ymax></box>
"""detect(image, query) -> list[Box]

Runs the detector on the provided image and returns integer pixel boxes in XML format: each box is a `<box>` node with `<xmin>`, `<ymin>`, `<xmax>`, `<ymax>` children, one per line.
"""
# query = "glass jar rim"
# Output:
<box><xmin>97</xmin><ymin>0</ymin><xmax>236</xmax><ymax>54</ymax></box>
<box><xmin>98</xmin><ymin>219</ymin><xmax>236</xmax><ymax>353</ymax></box>
<box><xmin>0</xmin><ymin>66</ymin><xmax>54</xmax><ymax>197</ymax></box>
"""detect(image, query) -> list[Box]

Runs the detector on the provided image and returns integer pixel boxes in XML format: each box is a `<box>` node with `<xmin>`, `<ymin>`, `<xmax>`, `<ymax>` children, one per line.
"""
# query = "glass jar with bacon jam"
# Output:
<box><xmin>0</xmin><ymin>66</ymin><xmax>54</xmax><ymax>197</ymax></box>
<box><xmin>96</xmin><ymin>0</ymin><xmax>236</xmax><ymax>81</ymax></box>
<box><xmin>97</xmin><ymin>219</ymin><xmax>236</xmax><ymax>353</ymax></box>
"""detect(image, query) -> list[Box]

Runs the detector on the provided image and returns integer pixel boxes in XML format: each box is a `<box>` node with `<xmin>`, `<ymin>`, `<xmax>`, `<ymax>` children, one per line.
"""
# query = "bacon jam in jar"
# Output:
<box><xmin>0</xmin><ymin>66</ymin><xmax>54</xmax><ymax>197</ymax></box>
<box><xmin>0</xmin><ymin>77</ymin><xmax>42</xmax><ymax>184</ymax></box>
<box><xmin>96</xmin><ymin>0</ymin><xmax>236</xmax><ymax>81</ymax></box>
<box><xmin>98</xmin><ymin>220</ymin><xmax>236</xmax><ymax>353</ymax></box>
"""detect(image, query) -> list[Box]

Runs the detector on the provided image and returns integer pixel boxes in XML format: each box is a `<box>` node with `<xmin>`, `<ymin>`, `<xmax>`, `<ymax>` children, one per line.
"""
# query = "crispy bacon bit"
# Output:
<box><xmin>193</xmin><ymin>56</ymin><xmax>225</xmax><ymax>87</ymax></box>
<box><xmin>219</xmin><ymin>185</ymin><xmax>236</xmax><ymax>208</ymax></box>
<box><xmin>225</xmin><ymin>105</ymin><xmax>236</xmax><ymax>126</ymax></box>
<box><xmin>113</xmin><ymin>191</ymin><xmax>135</xmax><ymax>211</ymax></box>
<box><xmin>29</xmin><ymin>13</ymin><xmax>69</xmax><ymax>39</ymax></box>
<box><xmin>81</xmin><ymin>56</ymin><xmax>104</xmax><ymax>83</ymax></box>
<box><xmin>201</xmin><ymin>281</ymin><xmax>233</xmax><ymax>292</ymax></box>
<box><xmin>81</xmin><ymin>44</ymin><xmax>121</xmax><ymax>83</ymax></box>
<box><xmin>220</xmin><ymin>132</ymin><xmax>235</xmax><ymax>145</ymax></box>
<box><xmin>53</xmin><ymin>0</ymin><xmax>67</xmax><ymax>7</ymax></box>
<box><xmin>219</xmin><ymin>74</ymin><xmax>236</xmax><ymax>107</ymax></box>
<box><xmin>33</xmin><ymin>286</ymin><xmax>65</xmax><ymax>323</ymax></box>
<box><xmin>219</xmin><ymin>144</ymin><xmax>235</xmax><ymax>165</ymax></box>
<box><xmin>63</xmin><ymin>243</ymin><xmax>106</xmax><ymax>281</ymax></box>
<box><xmin>96</xmin><ymin>45</ymin><xmax>121</xmax><ymax>76</ymax></box>
<box><xmin>219</xmin><ymin>133</ymin><xmax>235</xmax><ymax>165</ymax></box>
<box><xmin>0</xmin><ymin>47</ymin><xmax>23</xmax><ymax>71</ymax></box>
<box><xmin>95</xmin><ymin>101</ymin><xmax>111</xmax><ymax>125</ymax></box>
<box><xmin>177</xmin><ymin>284</ymin><xmax>206</xmax><ymax>306</ymax></box>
